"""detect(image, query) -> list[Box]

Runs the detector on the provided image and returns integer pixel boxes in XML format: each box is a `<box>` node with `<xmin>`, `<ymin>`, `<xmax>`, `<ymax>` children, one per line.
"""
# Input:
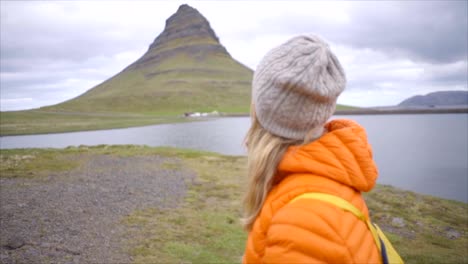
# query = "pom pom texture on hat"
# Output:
<box><xmin>252</xmin><ymin>35</ymin><xmax>347</xmax><ymax>140</ymax></box>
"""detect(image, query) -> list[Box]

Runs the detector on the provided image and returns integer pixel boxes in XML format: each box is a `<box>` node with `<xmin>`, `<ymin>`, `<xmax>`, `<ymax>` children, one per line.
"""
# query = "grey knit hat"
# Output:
<box><xmin>252</xmin><ymin>34</ymin><xmax>346</xmax><ymax>140</ymax></box>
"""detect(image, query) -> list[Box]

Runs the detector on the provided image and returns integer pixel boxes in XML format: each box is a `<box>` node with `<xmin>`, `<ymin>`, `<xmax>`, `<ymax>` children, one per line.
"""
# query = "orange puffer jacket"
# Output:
<box><xmin>243</xmin><ymin>119</ymin><xmax>381</xmax><ymax>264</ymax></box>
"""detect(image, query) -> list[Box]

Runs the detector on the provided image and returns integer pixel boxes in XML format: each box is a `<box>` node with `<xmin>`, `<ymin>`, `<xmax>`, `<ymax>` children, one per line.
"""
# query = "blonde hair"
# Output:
<box><xmin>241</xmin><ymin>113</ymin><xmax>301</xmax><ymax>231</ymax></box>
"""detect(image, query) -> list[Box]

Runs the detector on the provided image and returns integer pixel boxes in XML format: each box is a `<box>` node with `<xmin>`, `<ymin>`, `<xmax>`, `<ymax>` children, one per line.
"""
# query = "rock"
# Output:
<box><xmin>130</xmin><ymin>4</ymin><xmax>231</xmax><ymax>71</ymax></box>
<box><xmin>58</xmin><ymin>247</ymin><xmax>81</xmax><ymax>256</ymax></box>
<box><xmin>40</xmin><ymin>242</ymin><xmax>53</xmax><ymax>249</ymax></box>
<box><xmin>2</xmin><ymin>236</ymin><xmax>26</xmax><ymax>250</ymax></box>
<box><xmin>23</xmin><ymin>247</ymin><xmax>41</xmax><ymax>261</ymax></box>
<box><xmin>445</xmin><ymin>227</ymin><xmax>461</xmax><ymax>239</ymax></box>
<box><xmin>69</xmin><ymin>229</ymin><xmax>80</xmax><ymax>236</ymax></box>
<box><xmin>0</xmin><ymin>252</ymin><xmax>13</xmax><ymax>264</ymax></box>
<box><xmin>391</xmin><ymin>217</ymin><xmax>406</xmax><ymax>228</ymax></box>
<box><xmin>149</xmin><ymin>4</ymin><xmax>221</xmax><ymax>50</ymax></box>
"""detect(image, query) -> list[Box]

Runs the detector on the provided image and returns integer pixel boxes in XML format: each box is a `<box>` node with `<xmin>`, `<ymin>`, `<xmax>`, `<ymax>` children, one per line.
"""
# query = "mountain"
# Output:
<box><xmin>46</xmin><ymin>4</ymin><xmax>253</xmax><ymax>114</ymax></box>
<box><xmin>1</xmin><ymin>4</ymin><xmax>359</xmax><ymax>136</ymax></box>
<box><xmin>399</xmin><ymin>91</ymin><xmax>468</xmax><ymax>107</ymax></box>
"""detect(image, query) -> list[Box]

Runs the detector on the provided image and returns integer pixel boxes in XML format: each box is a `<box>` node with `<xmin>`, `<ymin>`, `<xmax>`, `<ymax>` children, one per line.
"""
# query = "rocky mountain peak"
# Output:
<box><xmin>149</xmin><ymin>4</ymin><xmax>220</xmax><ymax>50</ymax></box>
<box><xmin>127</xmin><ymin>4</ymin><xmax>231</xmax><ymax>70</ymax></box>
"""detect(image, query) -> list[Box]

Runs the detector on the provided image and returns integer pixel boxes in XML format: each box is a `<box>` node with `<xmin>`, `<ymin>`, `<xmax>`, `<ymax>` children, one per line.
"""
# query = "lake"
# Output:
<box><xmin>1</xmin><ymin>114</ymin><xmax>467</xmax><ymax>203</ymax></box>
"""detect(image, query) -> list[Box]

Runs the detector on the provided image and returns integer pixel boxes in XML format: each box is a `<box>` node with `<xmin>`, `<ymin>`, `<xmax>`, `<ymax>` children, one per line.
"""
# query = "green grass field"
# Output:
<box><xmin>0</xmin><ymin>110</ymin><xmax>191</xmax><ymax>136</ymax></box>
<box><xmin>1</xmin><ymin>145</ymin><xmax>466</xmax><ymax>263</ymax></box>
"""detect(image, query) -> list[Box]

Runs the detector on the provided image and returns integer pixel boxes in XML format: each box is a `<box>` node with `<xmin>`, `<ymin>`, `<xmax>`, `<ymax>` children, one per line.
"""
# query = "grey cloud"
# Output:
<box><xmin>0</xmin><ymin>87</ymin><xmax>76</xmax><ymax>111</ymax></box>
<box><xmin>0</xmin><ymin>75</ymin><xmax>95</xmax><ymax>111</ymax></box>
<box><xmin>1</xmin><ymin>55</ymin><xmax>117</xmax><ymax>88</ymax></box>
<box><xmin>0</xmin><ymin>2</ymin><xmax>155</xmax><ymax>67</ymax></box>
<box><xmin>0</xmin><ymin>1</ymin><xmax>158</xmax><ymax>111</ymax></box>
<box><xmin>1</xmin><ymin>23</ymin><xmax>146</xmax><ymax>63</ymax></box>
<box><xmin>256</xmin><ymin>1</ymin><xmax>467</xmax><ymax>94</ymax></box>
<box><xmin>345</xmin><ymin>1</ymin><xmax>467</xmax><ymax>64</ymax></box>
<box><xmin>0</xmin><ymin>55</ymin><xmax>119</xmax><ymax>110</ymax></box>
<box><xmin>270</xmin><ymin>1</ymin><xmax>467</xmax><ymax>64</ymax></box>
<box><xmin>422</xmin><ymin>62</ymin><xmax>468</xmax><ymax>84</ymax></box>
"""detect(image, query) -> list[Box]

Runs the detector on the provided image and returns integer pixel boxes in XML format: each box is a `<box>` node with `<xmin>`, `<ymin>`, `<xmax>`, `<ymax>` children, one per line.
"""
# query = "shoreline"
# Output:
<box><xmin>335</xmin><ymin>107</ymin><xmax>468</xmax><ymax>115</ymax></box>
<box><xmin>1</xmin><ymin>108</ymin><xmax>467</xmax><ymax>137</ymax></box>
<box><xmin>223</xmin><ymin>107</ymin><xmax>468</xmax><ymax>117</ymax></box>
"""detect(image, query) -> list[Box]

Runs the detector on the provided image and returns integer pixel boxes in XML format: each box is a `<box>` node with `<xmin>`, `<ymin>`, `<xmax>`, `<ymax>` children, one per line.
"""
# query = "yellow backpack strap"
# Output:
<box><xmin>289</xmin><ymin>193</ymin><xmax>381</xmax><ymax>252</ymax></box>
<box><xmin>374</xmin><ymin>223</ymin><xmax>405</xmax><ymax>264</ymax></box>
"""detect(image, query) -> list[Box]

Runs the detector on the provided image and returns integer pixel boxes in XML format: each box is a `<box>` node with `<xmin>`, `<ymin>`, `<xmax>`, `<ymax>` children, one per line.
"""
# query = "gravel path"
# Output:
<box><xmin>0</xmin><ymin>154</ymin><xmax>194</xmax><ymax>264</ymax></box>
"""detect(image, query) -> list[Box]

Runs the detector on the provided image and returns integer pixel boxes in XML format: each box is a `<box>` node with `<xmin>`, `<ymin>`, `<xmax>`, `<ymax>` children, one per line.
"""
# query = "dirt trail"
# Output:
<box><xmin>0</xmin><ymin>154</ymin><xmax>194</xmax><ymax>264</ymax></box>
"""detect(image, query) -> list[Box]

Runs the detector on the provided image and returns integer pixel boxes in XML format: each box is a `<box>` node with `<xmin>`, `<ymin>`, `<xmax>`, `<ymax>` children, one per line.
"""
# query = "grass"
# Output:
<box><xmin>3</xmin><ymin>146</ymin><xmax>465</xmax><ymax>263</ymax></box>
<box><xmin>364</xmin><ymin>185</ymin><xmax>468</xmax><ymax>264</ymax></box>
<box><xmin>0</xmin><ymin>110</ymin><xmax>189</xmax><ymax>136</ymax></box>
<box><xmin>0</xmin><ymin>148</ymin><xmax>80</xmax><ymax>179</ymax></box>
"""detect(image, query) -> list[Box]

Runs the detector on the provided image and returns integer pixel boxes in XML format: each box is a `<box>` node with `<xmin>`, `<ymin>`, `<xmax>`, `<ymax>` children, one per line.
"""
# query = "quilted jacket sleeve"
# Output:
<box><xmin>262</xmin><ymin>200</ymin><xmax>354</xmax><ymax>264</ymax></box>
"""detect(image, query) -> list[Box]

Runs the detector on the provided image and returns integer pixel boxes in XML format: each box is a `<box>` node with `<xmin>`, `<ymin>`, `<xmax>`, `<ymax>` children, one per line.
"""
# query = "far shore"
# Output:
<box><xmin>335</xmin><ymin>107</ymin><xmax>468</xmax><ymax>115</ymax></box>
<box><xmin>1</xmin><ymin>107</ymin><xmax>467</xmax><ymax>136</ymax></box>
<box><xmin>223</xmin><ymin>107</ymin><xmax>468</xmax><ymax>117</ymax></box>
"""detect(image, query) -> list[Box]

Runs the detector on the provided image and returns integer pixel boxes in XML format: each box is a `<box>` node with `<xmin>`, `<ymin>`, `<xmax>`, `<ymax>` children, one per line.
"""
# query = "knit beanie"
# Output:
<box><xmin>252</xmin><ymin>34</ymin><xmax>346</xmax><ymax>140</ymax></box>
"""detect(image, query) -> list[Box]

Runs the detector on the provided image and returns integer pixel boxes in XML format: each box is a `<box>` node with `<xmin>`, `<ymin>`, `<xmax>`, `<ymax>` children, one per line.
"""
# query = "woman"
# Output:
<box><xmin>242</xmin><ymin>35</ymin><xmax>381</xmax><ymax>263</ymax></box>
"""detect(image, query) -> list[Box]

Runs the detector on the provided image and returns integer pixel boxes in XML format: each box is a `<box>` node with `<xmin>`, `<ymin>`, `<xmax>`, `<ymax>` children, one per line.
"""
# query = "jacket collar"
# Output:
<box><xmin>276</xmin><ymin>119</ymin><xmax>378</xmax><ymax>192</ymax></box>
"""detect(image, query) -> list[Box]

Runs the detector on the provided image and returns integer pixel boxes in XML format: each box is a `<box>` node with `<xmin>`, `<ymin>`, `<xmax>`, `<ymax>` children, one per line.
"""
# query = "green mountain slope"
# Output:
<box><xmin>46</xmin><ymin>4</ymin><xmax>253</xmax><ymax>115</ymax></box>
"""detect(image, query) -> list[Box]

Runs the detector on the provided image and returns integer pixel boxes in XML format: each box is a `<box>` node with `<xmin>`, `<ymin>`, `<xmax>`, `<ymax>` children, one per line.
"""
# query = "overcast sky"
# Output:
<box><xmin>1</xmin><ymin>0</ymin><xmax>467</xmax><ymax>111</ymax></box>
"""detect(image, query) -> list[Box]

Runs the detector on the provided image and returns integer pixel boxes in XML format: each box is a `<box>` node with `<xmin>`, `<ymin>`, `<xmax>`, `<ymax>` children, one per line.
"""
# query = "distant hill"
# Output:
<box><xmin>45</xmin><ymin>4</ymin><xmax>253</xmax><ymax>114</ymax></box>
<box><xmin>399</xmin><ymin>91</ymin><xmax>468</xmax><ymax>107</ymax></box>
